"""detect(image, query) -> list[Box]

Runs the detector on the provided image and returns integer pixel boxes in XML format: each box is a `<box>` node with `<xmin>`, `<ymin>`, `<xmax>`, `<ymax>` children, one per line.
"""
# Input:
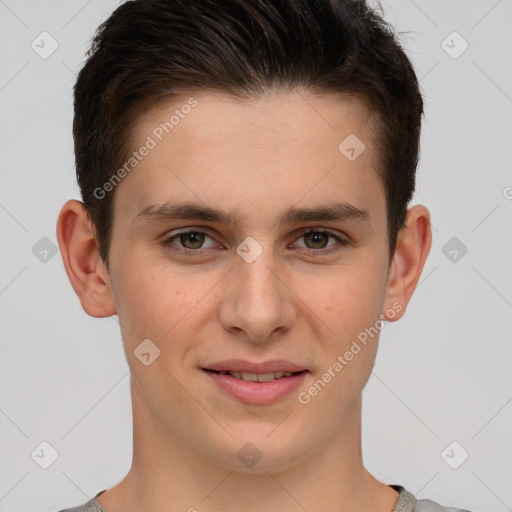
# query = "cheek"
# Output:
<box><xmin>110</xmin><ymin>257</ymin><xmax>178</xmax><ymax>339</ymax></box>
<box><xmin>110</xmin><ymin>256</ymin><xmax>218</xmax><ymax>354</ymax></box>
<box><xmin>296</xmin><ymin>267</ymin><xmax>385</xmax><ymax>416</ymax></box>
<box><xmin>304</xmin><ymin>261</ymin><xmax>386</xmax><ymax>337</ymax></box>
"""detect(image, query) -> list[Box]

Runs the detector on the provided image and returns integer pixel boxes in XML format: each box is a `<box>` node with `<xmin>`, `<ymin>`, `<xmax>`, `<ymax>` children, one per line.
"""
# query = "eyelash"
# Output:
<box><xmin>161</xmin><ymin>228</ymin><xmax>349</xmax><ymax>257</ymax></box>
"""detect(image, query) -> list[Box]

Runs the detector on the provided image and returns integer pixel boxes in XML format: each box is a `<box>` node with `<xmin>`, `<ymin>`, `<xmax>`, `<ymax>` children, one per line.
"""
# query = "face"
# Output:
<box><xmin>105</xmin><ymin>90</ymin><xmax>398</xmax><ymax>472</ymax></box>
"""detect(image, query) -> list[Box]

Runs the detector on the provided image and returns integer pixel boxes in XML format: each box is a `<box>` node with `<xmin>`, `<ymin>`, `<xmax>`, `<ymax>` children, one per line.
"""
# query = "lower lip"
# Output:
<box><xmin>202</xmin><ymin>369</ymin><xmax>308</xmax><ymax>405</ymax></box>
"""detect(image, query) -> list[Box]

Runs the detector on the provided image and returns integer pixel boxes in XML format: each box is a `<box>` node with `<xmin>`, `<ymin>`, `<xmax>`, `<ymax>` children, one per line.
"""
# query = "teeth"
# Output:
<box><xmin>256</xmin><ymin>372</ymin><xmax>275</xmax><ymax>382</ymax></box>
<box><xmin>218</xmin><ymin>370</ymin><xmax>297</xmax><ymax>381</ymax></box>
<box><xmin>241</xmin><ymin>372</ymin><xmax>258</xmax><ymax>381</ymax></box>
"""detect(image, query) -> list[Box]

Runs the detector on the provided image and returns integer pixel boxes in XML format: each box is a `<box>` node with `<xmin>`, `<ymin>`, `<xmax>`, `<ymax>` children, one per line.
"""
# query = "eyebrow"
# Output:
<box><xmin>133</xmin><ymin>200</ymin><xmax>370</xmax><ymax>228</ymax></box>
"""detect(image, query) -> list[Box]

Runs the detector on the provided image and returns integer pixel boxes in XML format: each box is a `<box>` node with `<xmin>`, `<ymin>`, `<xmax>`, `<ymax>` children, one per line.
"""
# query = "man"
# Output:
<box><xmin>55</xmin><ymin>0</ymin><xmax>474</xmax><ymax>510</ymax></box>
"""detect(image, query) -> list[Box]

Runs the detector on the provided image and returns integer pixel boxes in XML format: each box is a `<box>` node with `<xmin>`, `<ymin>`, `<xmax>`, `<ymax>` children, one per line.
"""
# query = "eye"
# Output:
<box><xmin>162</xmin><ymin>230</ymin><xmax>220</xmax><ymax>255</ymax></box>
<box><xmin>292</xmin><ymin>229</ymin><xmax>348</xmax><ymax>255</ymax></box>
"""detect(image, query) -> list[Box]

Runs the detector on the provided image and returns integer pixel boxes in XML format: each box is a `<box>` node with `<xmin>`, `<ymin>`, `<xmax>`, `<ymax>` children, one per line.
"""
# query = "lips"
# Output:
<box><xmin>207</xmin><ymin>370</ymin><xmax>298</xmax><ymax>382</ymax></box>
<box><xmin>203</xmin><ymin>369</ymin><xmax>307</xmax><ymax>405</ymax></box>
<box><xmin>201</xmin><ymin>359</ymin><xmax>309</xmax><ymax>404</ymax></box>
<box><xmin>202</xmin><ymin>359</ymin><xmax>308</xmax><ymax>374</ymax></box>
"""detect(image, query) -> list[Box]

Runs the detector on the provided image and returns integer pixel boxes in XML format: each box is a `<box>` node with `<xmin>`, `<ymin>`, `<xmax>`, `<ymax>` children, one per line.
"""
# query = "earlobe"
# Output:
<box><xmin>383</xmin><ymin>204</ymin><xmax>432</xmax><ymax>321</ymax></box>
<box><xmin>56</xmin><ymin>199</ymin><xmax>117</xmax><ymax>318</ymax></box>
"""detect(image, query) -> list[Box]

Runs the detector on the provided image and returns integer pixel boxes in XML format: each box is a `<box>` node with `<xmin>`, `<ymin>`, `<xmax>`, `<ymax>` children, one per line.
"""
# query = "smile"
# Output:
<box><xmin>206</xmin><ymin>369</ymin><xmax>299</xmax><ymax>381</ymax></box>
<box><xmin>202</xmin><ymin>368</ymin><xmax>308</xmax><ymax>405</ymax></box>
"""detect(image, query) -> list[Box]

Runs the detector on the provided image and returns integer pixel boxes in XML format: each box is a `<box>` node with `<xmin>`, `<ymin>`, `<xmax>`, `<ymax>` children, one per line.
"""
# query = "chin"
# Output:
<box><xmin>204</xmin><ymin>423</ymin><xmax>311</xmax><ymax>474</ymax></box>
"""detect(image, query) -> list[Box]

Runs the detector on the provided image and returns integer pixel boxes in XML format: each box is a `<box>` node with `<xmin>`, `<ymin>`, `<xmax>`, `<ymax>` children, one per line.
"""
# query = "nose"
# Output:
<box><xmin>218</xmin><ymin>243</ymin><xmax>296</xmax><ymax>343</ymax></box>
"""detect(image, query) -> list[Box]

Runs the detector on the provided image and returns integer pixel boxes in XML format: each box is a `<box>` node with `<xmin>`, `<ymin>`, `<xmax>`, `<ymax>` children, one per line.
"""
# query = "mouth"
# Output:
<box><xmin>202</xmin><ymin>368</ymin><xmax>307</xmax><ymax>382</ymax></box>
<box><xmin>201</xmin><ymin>363</ymin><xmax>309</xmax><ymax>405</ymax></box>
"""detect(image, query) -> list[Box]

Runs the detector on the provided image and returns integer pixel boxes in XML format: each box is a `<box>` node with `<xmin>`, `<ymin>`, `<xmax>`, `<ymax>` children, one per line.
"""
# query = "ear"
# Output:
<box><xmin>56</xmin><ymin>199</ymin><xmax>117</xmax><ymax>318</ymax></box>
<box><xmin>383</xmin><ymin>204</ymin><xmax>432</xmax><ymax>321</ymax></box>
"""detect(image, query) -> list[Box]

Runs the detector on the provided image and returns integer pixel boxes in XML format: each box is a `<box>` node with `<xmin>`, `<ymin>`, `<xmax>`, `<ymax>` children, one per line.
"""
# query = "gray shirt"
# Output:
<box><xmin>56</xmin><ymin>485</ymin><xmax>475</xmax><ymax>511</ymax></box>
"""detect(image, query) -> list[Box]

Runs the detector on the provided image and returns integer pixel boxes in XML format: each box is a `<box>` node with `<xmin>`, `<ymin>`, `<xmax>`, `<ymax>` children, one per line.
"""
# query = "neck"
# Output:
<box><xmin>97</xmin><ymin>375</ymin><xmax>399</xmax><ymax>512</ymax></box>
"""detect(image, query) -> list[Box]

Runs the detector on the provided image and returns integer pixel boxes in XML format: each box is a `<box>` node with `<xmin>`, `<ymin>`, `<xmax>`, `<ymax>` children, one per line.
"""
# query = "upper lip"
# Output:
<box><xmin>202</xmin><ymin>359</ymin><xmax>308</xmax><ymax>373</ymax></box>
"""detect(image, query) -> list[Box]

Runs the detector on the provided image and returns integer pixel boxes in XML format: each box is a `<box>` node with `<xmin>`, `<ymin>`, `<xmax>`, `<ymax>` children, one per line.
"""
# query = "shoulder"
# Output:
<box><xmin>54</xmin><ymin>498</ymin><xmax>105</xmax><ymax>512</ymax></box>
<box><xmin>414</xmin><ymin>497</ymin><xmax>475</xmax><ymax>512</ymax></box>
<box><xmin>393</xmin><ymin>485</ymin><xmax>476</xmax><ymax>512</ymax></box>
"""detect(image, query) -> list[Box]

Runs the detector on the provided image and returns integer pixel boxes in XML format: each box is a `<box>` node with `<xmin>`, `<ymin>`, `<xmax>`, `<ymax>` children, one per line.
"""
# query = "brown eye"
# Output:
<box><xmin>178</xmin><ymin>232</ymin><xmax>206</xmax><ymax>249</ymax></box>
<box><xmin>303</xmin><ymin>232</ymin><xmax>330</xmax><ymax>249</ymax></box>
<box><xmin>162</xmin><ymin>230</ymin><xmax>219</xmax><ymax>255</ymax></box>
<box><xmin>293</xmin><ymin>229</ymin><xmax>349</xmax><ymax>256</ymax></box>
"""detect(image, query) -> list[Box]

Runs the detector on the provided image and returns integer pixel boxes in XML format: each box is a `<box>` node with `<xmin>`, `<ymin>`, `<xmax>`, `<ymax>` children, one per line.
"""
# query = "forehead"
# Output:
<box><xmin>113</xmin><ymin>89</ymin><xmax>385</xmax><ymax>229</ymax></box>
<box><xmin>135</xmin><ymin>89</ymin><xmax>379</xmax><ymax>150</ymax></box>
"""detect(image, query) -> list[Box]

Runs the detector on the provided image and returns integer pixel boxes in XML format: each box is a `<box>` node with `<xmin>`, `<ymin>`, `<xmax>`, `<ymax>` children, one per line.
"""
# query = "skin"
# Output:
<box><xmin>57</xmin><ymin>90</ymin><xmax>431</xmax><ymax>512</ymax></box>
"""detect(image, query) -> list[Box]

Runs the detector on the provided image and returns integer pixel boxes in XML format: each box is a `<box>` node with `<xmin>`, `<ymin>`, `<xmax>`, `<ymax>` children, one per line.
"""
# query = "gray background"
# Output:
<box><xmin>0</xmin><ymin>1</ymin><xmax>511</xmax><ymax>511</ymax></box>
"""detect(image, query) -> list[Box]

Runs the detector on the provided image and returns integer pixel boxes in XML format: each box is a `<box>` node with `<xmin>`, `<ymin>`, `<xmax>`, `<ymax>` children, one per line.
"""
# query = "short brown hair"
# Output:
<box><xmin>73</xmin><ymin>0</ymin><xmax>424</xmax><ymax>268</ymax></box>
